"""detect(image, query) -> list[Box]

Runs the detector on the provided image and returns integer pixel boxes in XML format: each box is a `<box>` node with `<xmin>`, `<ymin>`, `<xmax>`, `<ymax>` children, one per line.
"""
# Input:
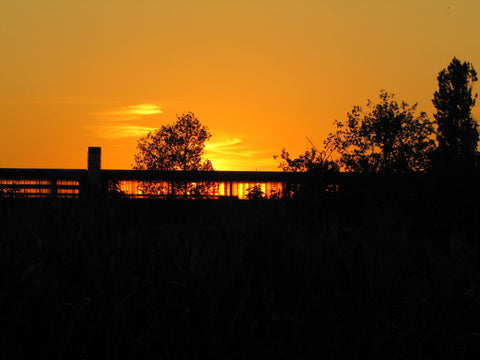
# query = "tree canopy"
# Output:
<box><xmin>275</xmin><ymin>139</ymin><xmax>339</xmax><ymax>173</ymax></box>
<box><xmin>133</xmin><ymin>112</ymin><xmax>214</xmax><ymax>197</ymax></box>
<box><xmin>432</xmin><ymin>57</ymin><xmax>478</xmax><ymax>167</ymax></box>
<box><xmin>327</xmin><ymin>90</ymin><xmax>436</xmax><ymax>173</ymax></box>
<box><xmin>133</xmin><ymin>112</ymin><xmax>213</xmax><ymax>171</ymax></box>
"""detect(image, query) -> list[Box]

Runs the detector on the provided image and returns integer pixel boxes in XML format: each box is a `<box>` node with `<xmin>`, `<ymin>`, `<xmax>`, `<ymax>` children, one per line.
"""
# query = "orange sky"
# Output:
<box><xmin>1</xmin><ymin>0</ymin><xmax>480</xmax><ymax>171</ymax></box>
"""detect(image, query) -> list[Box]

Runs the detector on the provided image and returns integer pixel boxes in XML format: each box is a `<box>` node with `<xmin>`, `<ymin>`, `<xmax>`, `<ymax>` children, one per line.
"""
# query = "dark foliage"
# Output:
<box><xmin>327</xmin><ymin>91</ymin><xmax>436</xmax><ymax>173</ymax></box>
<box><xmin>133</xmin><ymin>112</ymin><xmax>213</xmax><ymax>172</ymax></box>
<box><xmin>246</xmin><ymin>184</ymin><xmax>265</xmax><ymax>200</ymax></box>
<box><xmin>133</xmin><ymin>112</ymin><xmax>214</xmax><ymax>196</ymax></box>
<box><xmin>2</xmin><ymin>180</ymin><xmax>480</xmax><ymax>359</ymax></box>
<box><xmin>275</xmin><ymin>139</ymin><xmax>339</xmax><ymax>174</ymax></box>
<box><xmin>432</xmin><ymin>57</ymin><xmax>479</xmax><ymax>169</ymax></box>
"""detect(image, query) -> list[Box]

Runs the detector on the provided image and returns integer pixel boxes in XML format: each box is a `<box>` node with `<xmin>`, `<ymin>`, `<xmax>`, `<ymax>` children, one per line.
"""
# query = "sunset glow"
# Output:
<box><xmin>125</xmin><ymin>104</ymin><xmax>163</xmax><ymax>116</ymax></box>
<box><xmin>116</xmin><ymin>180</ymin><xmax>283</xmax><ymax>200</ymax></box>
<box><xmin>1</xmin><ymin>0</ymin><xmax>479</xmax><ymax>170</ymax></box>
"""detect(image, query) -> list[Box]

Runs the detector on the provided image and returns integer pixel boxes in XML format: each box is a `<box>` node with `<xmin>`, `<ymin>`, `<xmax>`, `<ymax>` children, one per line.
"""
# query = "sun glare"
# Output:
<box><xmin>127</xmin><ymin>104</ymin><xmax>163</xmax><ymax>116</ymax></box>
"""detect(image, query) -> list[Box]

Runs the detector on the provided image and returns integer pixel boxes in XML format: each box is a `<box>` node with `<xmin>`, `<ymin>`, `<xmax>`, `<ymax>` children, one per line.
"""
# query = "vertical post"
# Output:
<box><xmin>50</xmin><ymin>178</ymin><xmax>58</xmax><ymax>198</ymax></box>
<box><xmin>88</xmin><ymin>147</ymin><xmax>101</xmax><ymax>196</ymax></box>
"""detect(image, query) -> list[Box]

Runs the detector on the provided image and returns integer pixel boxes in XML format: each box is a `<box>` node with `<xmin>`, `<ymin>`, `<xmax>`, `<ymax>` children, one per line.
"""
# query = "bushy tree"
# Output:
<box><xmin>327</xmin><ymin>90</ymin><xmax>436</xmax><ymax>173</ymax></box>
<box><xmin>133</xmin><ymin>112</ymin><xmax>214</xmax><ymax>196</ymax></box>
<box><xmin>134</xmin><ymin>112</ymin><xmax>213</xmax><ymax>171</ymax></box>
<box><xmin>432</xmin><ymin>57</ymin><xmax>478</xmax><ymax>167</ymax></box>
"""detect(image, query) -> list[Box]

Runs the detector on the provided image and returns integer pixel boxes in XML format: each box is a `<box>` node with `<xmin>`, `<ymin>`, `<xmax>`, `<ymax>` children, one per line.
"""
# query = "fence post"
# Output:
<box><xmin>50</xmin><ymin>178</ymin><xmax>58</xmax><ymax>198</ymax></box>
<box><xmin>88</xmin><ymin>147</ymin><xmax>102</xmax><ymax>196</ymax></box>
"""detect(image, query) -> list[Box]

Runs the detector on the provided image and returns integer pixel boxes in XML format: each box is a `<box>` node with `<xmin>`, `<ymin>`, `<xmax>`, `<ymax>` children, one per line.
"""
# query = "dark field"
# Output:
<box><xmin>1</xmin><ymin>183</ymin><xmax>480</xmax><ymax>359</ymax></box>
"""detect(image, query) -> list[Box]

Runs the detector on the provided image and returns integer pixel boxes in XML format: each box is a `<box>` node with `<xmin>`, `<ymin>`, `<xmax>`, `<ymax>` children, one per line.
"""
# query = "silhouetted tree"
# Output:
<box><xmin>246</xmin><ymin>184</ymin><xmax>265</xmax><ymax>200</ymax></box>
<box><xmin>133</xmin><ymin>112</ymin><xmax>214</xmax><ymax>196</ymax></box>
<box><xmin>108</xmin><ymin>180</ymin><xmax>125</xmax><ymax>198</ymax></box>
<box><xmin>275</xmin><ymin>138</ymin><xmax>339</xmax><ymax>173</ymax></box>
<box><xmin>274</xmin><ymin>140</ymin><xmax>338</xmax><ymax>199</ymax></box>
<box><xmin>432</xmin><ymin>57</ymin><xmax>478</xmax><ymax>168</ymax></box>
<box><xmin>134</xmin><ymin>112</ymin><xmax>213</xmax><ymax>171</ymax></box>
<box><xmin>327</xmin><ymin>90</ymin><xmax>436</xmax><ymax>173</ymax></box>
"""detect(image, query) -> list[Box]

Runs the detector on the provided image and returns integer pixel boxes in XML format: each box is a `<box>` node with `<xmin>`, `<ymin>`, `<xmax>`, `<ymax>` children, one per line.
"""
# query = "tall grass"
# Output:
<box><xmin>1</xmin><ymin>188</ymin><xmax>480</xmax><ymax>359</ymax></box>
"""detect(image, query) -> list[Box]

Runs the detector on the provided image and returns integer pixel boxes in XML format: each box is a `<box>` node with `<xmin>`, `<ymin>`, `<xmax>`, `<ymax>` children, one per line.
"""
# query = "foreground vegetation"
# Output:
<box><xmin>1</xmin><ymin>181</ymin><xmax>480</xmax><ymax>359</ymax></box>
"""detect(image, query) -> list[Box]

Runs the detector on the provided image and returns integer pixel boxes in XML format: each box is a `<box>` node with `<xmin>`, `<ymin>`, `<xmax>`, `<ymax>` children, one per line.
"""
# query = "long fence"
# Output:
<box><xmin>0</xmin><ymin>168</ymin><xmax>310</xmax><ymax>199</ymax></box>
<box><xmin>1</xmin><ymin>147</ymin><xmax>456</xmax><ymax>200</ymax></box>
<box><xmin>0</xmin><ymin>169</ymin><xmax>87</xmax><ymax>198</ymax></box>
<box><xmin>0</xmin><ymin>167</ymin><xmax>438</xmax><ymax>200</ymax></box>
<box><xmin>0</xmin><ymin>147</ymin><xmax>306</xmax><ymax>199</ymax></box>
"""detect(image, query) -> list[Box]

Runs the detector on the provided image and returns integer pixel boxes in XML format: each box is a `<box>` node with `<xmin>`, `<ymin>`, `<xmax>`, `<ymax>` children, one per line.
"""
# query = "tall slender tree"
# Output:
<box><xmin>432</xmin><ymin>57</ymin><xmax>478</xmax><ymax>167</ymax></box>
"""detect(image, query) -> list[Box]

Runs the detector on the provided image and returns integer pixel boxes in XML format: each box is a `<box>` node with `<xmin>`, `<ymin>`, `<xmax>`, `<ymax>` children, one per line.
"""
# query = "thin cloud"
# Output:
<box><xmin>89</xmin><ymin>103</ymin><xmax>163</xmax><ymax>139</ymax></box>
<box><xmin>92</xmin><ymin>125</ymin><xmax>156</xmax><ymax>139</ymax></box>
<box><xmin>205</xmin><ymin>138</ymin><xmax>255</xmax><ymax>157</ymax></box>
<box><xmin>205</xmin><ymin>136</ymin><xmax>278</xmax><ymax>170</ymax></box>
<box><xmin>108</xmin><ymin>104</ymin><xmax>163</xmax><ymax>116</ymax></box>
<box><xmin>95</xmin><ymin>103</ymin><xmax>163</xmax><ymax>122</ymax></box>
<box><xmin>205</xmin><ymin>137</ymin><xmax>262</xmax><ymax>158</ymax></box>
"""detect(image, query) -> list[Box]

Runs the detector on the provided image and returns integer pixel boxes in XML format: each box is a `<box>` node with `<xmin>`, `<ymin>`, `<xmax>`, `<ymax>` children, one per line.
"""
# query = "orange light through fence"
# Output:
<box><xmin>114</xmin><ymin>180</ymin><xmax>284</xmax><ymax>199</ymax></box>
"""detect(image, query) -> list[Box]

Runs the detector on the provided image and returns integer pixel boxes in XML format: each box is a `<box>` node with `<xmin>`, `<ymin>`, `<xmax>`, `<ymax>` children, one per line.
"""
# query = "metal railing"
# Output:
<box><xmin>0</xmin><ymin>167</ymin><xmax>438</xmax><ymax>200</ymax></box>
<box><xmin>0</xmin><ymin>148</ymin><xmax>463</xmax><ymax>200</ymax></box>
<box><xmin>0</xmin><ymin>169</ymin><xmax>87</xmax><ymax>198</ymax></box>
<box><xmin>0</xmin><ymin>168</ymin><xmax>309</xmax><ymax>199</ymax></box>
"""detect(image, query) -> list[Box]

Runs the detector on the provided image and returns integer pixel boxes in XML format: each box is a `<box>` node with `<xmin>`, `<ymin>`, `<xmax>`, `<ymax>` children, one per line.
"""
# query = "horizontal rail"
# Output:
<box><xmin>0</xmin><ymin>184</ymin><xmax>79</xmax><ymax>190</ymax></box>
<box><xmin>101</xmin><ymin>170</ymin><xmax>308</xmax><ymax>182</ymax></box>
<box><xmin>0</xmin><ymin>168</ymin><xmax>438</xmax><ymax>187</ymax></box>
<box><xmin>1</xmin><ymin>167</ymin><xmax>470</xmax><ymax>200</ymax></box>
<box><xmin>0</xmin><ymin>169</ymin><xmax>87</xmax><ymax>180</ymax></box>
<box><xmin>0</xmin><ymin>168</ymin><xmax>435</xmax><ymax>183</ymax></box>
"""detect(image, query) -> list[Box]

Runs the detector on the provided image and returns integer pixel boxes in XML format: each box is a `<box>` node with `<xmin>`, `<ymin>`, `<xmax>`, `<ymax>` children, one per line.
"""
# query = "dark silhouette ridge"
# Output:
<box><xmin>1</xmin><ymin>174</ymin><xmax>480</xmax><ymax>358</ymax></box>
